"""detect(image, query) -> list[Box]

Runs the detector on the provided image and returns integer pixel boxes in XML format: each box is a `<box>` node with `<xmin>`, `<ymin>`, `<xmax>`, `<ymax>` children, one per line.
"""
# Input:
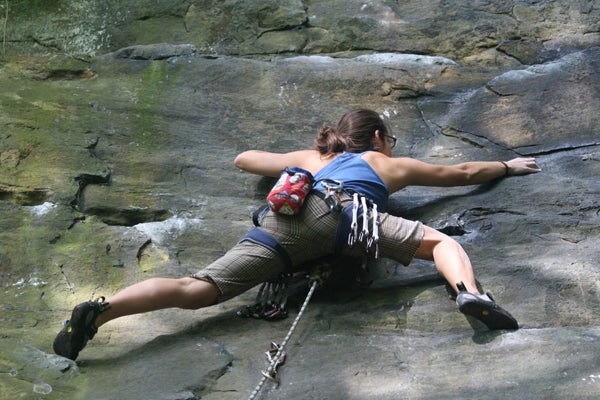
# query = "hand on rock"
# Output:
<box><xmin>505</xmin><ymin>157</ymin><xmax>542</xmax><ymax>176</ymax></box>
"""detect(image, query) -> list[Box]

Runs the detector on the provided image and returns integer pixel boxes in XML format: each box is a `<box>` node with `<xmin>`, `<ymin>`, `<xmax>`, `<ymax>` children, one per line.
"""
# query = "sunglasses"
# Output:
<box><xmin>381</xmin><ymin>133</ymin><xmax>397</xmax><ymax>149</ymax></box>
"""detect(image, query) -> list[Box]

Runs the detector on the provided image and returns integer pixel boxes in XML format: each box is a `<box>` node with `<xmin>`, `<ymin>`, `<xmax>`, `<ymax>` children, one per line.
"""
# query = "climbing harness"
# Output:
<box><xmin>239</xmin><ymin>227</ymin><xmax>293</xmax><ymax>272</ymax></box>
<box><xmin>236</xmin><ymin>227</ymin><xmax>296</xmax><ymax>320</ymax></box>
<box><xmin>247</xmin><ymin>266</ymin><xmax>329</xmax><ymax>400</ymax></box>
<box><xmin>244</xmin><ymin>182</ymin><xmax>382</xmax><ymax>398</ymax></box>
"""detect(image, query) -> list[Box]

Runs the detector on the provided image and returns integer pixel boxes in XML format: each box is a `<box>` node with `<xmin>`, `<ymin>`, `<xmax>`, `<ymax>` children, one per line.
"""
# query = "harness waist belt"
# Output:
<box><xmin>311</xmin><ymin>190</ymin><xmax>353</xmax><ymax>256</ymax></box>
<box><xmin>239</xmin><ymin>227</ymin><xmax>293</xmax><ymax>272</ymax></box>
<box><xmin>310</xmin><ymin>189</ymin><xmax>328</xmax><ymax>201</ymax></box>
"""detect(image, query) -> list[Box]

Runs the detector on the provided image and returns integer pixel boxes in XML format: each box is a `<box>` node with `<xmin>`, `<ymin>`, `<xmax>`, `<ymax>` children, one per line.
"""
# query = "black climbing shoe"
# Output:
<box><xmin>53</xmin><ymin>297</ymin><xmax>110</xmax><ymax>360</ymax></box>
<box><xmin>456</xmin><ymin>284</ymin><xmax>518</xmax><ymax>330</ymax></box>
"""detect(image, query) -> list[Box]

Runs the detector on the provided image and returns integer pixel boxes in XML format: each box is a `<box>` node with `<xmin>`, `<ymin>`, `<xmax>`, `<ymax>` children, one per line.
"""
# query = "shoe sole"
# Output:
<box><xmin>52</xmin><ymin>303</ymin><xmax>92</xmax><ymax>360</ymax></box>
<box><xmin>458</xmin><ymin>299</ymin><xmax>519</xmax><ymax>330</ymax></box>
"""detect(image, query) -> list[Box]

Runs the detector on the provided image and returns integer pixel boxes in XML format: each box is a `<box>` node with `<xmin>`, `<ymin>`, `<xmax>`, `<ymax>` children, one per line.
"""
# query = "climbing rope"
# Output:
<box><xmin>247</xmin><ymin>278</ymin><xmax>319</xmax><ymax>400</ymax></box>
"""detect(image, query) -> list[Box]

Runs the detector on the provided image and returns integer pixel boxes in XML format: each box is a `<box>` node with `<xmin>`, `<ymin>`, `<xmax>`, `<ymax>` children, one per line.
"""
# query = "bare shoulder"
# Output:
<box><xmin>361</xmin><ymin>152</ymin><xmax>419</xmax><ymax>192</ymax></box>
<box><xmin>289</xmin><ymin>149</ymin><xmax>322</xmax><ymax>161</ymax></box>
<box><xmin>300</xmin><ymin>150</ymin><xmax>338</xmax><ymax>175</ymax></box>
<box><xmin>284</xmin><ymin>150</ymin><xmax>327</xmax><ymax>169</ymax></box>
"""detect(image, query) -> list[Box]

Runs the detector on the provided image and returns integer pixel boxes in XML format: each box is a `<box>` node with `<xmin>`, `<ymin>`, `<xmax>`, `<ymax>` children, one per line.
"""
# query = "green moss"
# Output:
<box><xmin>116</xmin><ymin>60</ymin><xmax>185</xmax><ymax>149</ymax></box>
<box><xmin>0</xmin><ymin>59</ymin><xmax>109</xmax><ymax>203</ymax></box>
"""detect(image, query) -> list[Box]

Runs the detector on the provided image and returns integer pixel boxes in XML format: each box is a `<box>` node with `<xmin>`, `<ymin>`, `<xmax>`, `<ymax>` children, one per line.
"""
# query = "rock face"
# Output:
<box><xmin>1</xmin><ymin>1</ymin><xmax>599</xmax><ymax>399</ymax></box>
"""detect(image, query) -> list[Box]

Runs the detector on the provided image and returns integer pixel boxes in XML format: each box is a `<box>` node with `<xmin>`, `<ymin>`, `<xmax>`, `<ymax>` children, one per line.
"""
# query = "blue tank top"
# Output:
<box><xmin>313</xmin><ymin>152</ymin><xmax>389</xmax><ymax>211</ymax></box>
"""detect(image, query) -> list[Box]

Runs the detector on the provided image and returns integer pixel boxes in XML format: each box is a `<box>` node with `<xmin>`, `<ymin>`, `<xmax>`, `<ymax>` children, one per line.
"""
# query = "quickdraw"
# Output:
<box><xmin>348</xmin><ymin>193</ymin><xmax>359</xmax><ymax>247</ymax></box>
<box><xmin>367</xmin><ymin>203</ymin><xmax>379</xmax><ymax>259</ymax></box>
<box><xmin>346</xmin><ymin>193</ymin><xmax>380</xmax><ymax>259</ymax></box>
<box><xmin>261</xmin><ymin>342</ymin><xmax>286</xmax><ymax>383</ymax></box>
<box><xmin>358</xmin><ymin>196</ymin><xmax>369</xmax><ymax>243</ymax></box>
<box><xmin>237</xmin><ymin>276</ymin><xmax>290</xmax><ymax>321</ymax></box>
<box><xmin>247</xmin><ymin>268</ymin><xmax>325</xmax><ymax>400</ymax></box>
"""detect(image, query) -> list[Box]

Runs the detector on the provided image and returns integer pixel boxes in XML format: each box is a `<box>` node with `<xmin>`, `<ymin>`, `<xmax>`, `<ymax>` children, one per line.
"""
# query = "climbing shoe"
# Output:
<box><xmin>456</xmin><ymin>283</ymin><xmax>518</xmax><ymax>330</ymax></box>
<box><xmin>53</xmin><ymin>297</ymin><xmax>110</xmax><ymax>360</ymax></box>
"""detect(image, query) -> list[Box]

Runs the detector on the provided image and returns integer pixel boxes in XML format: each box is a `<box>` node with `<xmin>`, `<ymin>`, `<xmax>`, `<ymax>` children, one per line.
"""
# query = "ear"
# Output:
<box><xmin>372</xmin><ymin>129</ymin><xmax>381</xmax><ymax>145</ymax></box>
<box><xmin>371</xmin><ymin>130</ymin><xmax>382</xmax><ymax>151</ymax></box>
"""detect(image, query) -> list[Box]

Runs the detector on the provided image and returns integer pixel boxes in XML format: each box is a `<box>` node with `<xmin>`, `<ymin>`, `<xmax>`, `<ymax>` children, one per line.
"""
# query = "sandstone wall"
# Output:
<box><xmin>1</xmin><ymin>1</ymin><xmax>599</xmax><ymax>399</ymax></box>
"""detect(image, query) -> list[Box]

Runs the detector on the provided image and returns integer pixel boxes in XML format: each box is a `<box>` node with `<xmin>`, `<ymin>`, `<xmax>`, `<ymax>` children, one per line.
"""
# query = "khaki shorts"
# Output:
<box><xmin>192</xmin><ymin>192</ymin><xmax>424</xmax><ymax>302</ymax></box>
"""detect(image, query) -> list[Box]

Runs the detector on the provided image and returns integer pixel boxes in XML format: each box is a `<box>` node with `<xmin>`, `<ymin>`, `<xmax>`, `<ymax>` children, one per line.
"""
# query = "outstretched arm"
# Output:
<box><xmin>404</xmin><ymin>157</ymin><xmax>541</xmax><ymax>187</ymax></box>
<box><xmin>234</xmin><ymin>149</ymin><xmax>318</xmax><ymax>177</ymax></box>
<box><xmin>378</xmin><ymin>156</ymin><xmax>541</xmax><ymax>191</ymax></box>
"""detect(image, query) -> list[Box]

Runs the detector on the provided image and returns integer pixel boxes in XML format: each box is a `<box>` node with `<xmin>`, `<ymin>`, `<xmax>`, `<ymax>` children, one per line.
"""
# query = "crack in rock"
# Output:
<box><xmin>136</xmin><ymin>239</ymin><xmax>153</xmax><ymax>264</ymax></box>
<box><xmin>111</xmin><ymin>43</ymin><xmax>197</xmax><ymax>60</ymax></box>
<box><xmin>0</xmin><ymin>184</ymin><xmax>54</xmax><ymax>206</ymax></box>
<box><xmin>186</xmin><ymin>361</ymin><xmax>235</xmax><ymax>398</ymax></box>
<box><xmin>441</xmin><ymin>126</ymin><xmax>511</xmax><ymax>151</ymax></box>
<box><xmin>70</xmin><ymin>171</ymin><xmax>111</xmax><ymax>210</ymax></box>
<box><xmin>516</xmin><ymin>141</ymin><xmax>600</xmax><ymax>157</ymax></box>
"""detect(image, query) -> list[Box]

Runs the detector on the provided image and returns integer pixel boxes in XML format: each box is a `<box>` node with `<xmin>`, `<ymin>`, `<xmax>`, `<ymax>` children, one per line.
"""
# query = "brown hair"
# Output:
<box><xmin>315</xmin><ymin>109</ymin><xmax>391</xmax><ymax>155</ymax></box>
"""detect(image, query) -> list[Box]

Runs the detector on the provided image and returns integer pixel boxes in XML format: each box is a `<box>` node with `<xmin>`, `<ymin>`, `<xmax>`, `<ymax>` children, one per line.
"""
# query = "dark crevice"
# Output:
<box><xmin>437</xmin><ymin>223</ymin><xmax>467</xmax><ymax>236</ymax></box>
<box><xmin>57</xmin><ymin>264</ymin><xmax>76</xmax><ymax>296</ymax></box>
<box><xmin>67</xmin><ymin>216</ymin><xmax>86</xmax><ymax>230</ymax></box>
<box><xmin>68</xmin><ymin>150</ymin><xmax>173</xmax><ymax>227</ymax></box>
<box><xmin>83</xmin><ymin>206</ymin><xmax>171</xmax><ymax>227</ymax></box>
<box><xmin>460</xmin><ymin>207</ymin><xmax>527</xmax><ymax>218</ymax></box>
<box><xmin>136</xmin><ymin>239</ymin><xmax>153</xmax><ymax>264</ymax></box>
<box><xmin>0</xmin><ymin>185</ymin><xmax>53</xmax><ymax>206</ymax></box>
<box><xmin>440</xmin><ymin>128</ymin><xmax>600</xmax><ymax>157</ymax></box>
<box><xmin>388</xmin><ymin>180</ymin><xmax>503</xmax><ymax>221</ymax></box>
<box><xmin>27</xmin><ymin>35</ymin><xmax>62</xmax><ymax>51</ymax></box>
<box><xmin>441</xmin><ymin>127</ymin><xmax>512</xmax><ymax>152</ymax></box>
<box><xmin>35</xmin><ymin>68</ymin><xmax>97</xmax><ymax>81</ymax></box>
<box><xmin>515</xmin><ymin>141</ymin><xmax>600</xmax><ymax>157</ymax></box>
<box><xmin>48</xmin><ymin>234</ymin><xmax>61</xmax><ymax>244</ymax></box>
<box><xmin>187</xmin><ymin>360</ymin><xmax>235</xmax><ymax>397</ymax></box>
<box><xmin>485</xmin><ymin>84</ymin><xmax>512</xmax><ymax>97</ymax></box>
<box><xmin>256</xmin><ymin>21</ymin><xmax>310</xmax><ymax>40</ymax></box>
<box><xmin>70</xmin><ymin>171</ymin><xmax>111</xmax><ymax>211</ymax></box>
<box><xmin>112</xmin><ymin>43</ymin><xmax>197</xmax><ymax>60</ymax></box>
<box><xmin>5</xmin><ymin>122</ymin><xmax>39</xmax><ymax>131</ymax></box>
<box><xmin>178</xmin><ymin>165</ymin><xmax>203</xmax><ymax>188</ymax></box>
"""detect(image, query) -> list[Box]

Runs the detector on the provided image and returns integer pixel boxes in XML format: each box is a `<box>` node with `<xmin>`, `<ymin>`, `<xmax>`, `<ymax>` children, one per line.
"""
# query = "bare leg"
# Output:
<box><xmin>414</xmin><ymin>225</ymin><xmax>480</xmax><ymax>295</ymax></box>
<box><xmin>413</xmin><ymin>226</ymin><xmax>520</xmax><ymax>330</ymax></box>
<box><xmin>95</xmin><ymin>277</ymin><xmax>219</xmax><ymax>328</ymax></box>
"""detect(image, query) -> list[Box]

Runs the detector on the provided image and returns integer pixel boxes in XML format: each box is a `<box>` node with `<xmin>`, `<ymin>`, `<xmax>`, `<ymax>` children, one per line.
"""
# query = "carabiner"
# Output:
<box><xmin>358</xmin><ymin>196</ymin><xmax>369</xmax><ymax>243</ymax></box>
<box><xmin>348</xmin><ymin>193</ymin><xmax>359</xmax><ymax>247</ymax></box>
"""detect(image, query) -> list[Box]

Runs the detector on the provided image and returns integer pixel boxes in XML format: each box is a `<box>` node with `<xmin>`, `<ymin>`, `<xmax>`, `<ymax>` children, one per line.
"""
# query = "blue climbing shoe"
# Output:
<box><xmin>53</xmin><ymin>297</ymin><xmax>110</xmax><ymax>360</ymax></box>
<box><xmin>456</xmin><ymin>283</ymin><xmax>518</xmax><ymax>330</ymax></box>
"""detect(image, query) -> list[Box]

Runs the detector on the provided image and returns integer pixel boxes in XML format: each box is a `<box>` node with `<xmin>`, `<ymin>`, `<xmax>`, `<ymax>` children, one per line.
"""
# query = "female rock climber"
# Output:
<box><xmin>53</xmin><ymin>108</ymin><xmax>541</xmax><ymax>360</ymax></box>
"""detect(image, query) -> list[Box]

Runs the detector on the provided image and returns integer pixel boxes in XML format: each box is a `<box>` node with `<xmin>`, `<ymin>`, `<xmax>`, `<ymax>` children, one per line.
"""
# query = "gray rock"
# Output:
<box><xmin>111</xmin><ymin>43</ymin><xmax>197</xmax><ymax>60</ymax></box>
<box><xmin>1</xmin><ymin>1</ymin><xmax>599</xmax><ymax>399</ymax></box>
